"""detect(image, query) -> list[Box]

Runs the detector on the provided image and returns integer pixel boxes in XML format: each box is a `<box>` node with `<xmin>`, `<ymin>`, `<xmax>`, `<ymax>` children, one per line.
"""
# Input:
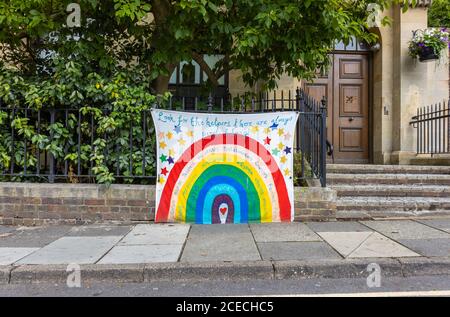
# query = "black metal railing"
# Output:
<box><xmin>156</xmin><ymin>88</ymin><xmax>328</xmax><ymax>186</ymax></box>
<box><xmin>0</xmin><ymin>88</ymin><xmax>328</xmax><ymax>186</ymax></box>
<box><xmin>410</xmin><ymin>99</ymin><xmax>450</xmax><ymax>155</ymax></box>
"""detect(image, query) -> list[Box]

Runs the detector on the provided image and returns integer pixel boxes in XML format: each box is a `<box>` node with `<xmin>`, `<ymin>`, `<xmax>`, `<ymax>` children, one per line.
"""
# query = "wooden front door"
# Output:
<box><xmin>304</xmin><ymin>53</ymin><xmax>370</xmax><ymax>163</ymax></box>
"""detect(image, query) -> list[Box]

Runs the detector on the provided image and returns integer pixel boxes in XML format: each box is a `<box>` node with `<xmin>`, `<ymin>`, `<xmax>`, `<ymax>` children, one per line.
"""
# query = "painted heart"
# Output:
<box><xmin>219</xmin><ymin>207</ymin><xmax>227</xmax><ymax>215</ymax></box>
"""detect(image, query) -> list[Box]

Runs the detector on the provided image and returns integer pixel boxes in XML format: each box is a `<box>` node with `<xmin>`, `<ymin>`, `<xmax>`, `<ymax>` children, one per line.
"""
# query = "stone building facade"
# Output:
<box><xmin>228</xmin><ymin>3</ymin><xmax>449</xmax><ymax>165</ymax></box>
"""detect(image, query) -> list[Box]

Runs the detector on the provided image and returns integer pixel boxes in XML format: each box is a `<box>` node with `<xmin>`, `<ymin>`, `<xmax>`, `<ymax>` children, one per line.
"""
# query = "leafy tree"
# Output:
<box><xmin>1</xmin><ymin>0</ymin><xmax>408</xmax><ymax>94</ymax></box>
<box><xmin>0</xmin><ymin>0</ymin><xmax>417</xmax><ymax>184</ymax></box>
<box><xmin>428</xmin><ymin>0</ymin><xmax>450</xmax><ymax>28</ymax></box>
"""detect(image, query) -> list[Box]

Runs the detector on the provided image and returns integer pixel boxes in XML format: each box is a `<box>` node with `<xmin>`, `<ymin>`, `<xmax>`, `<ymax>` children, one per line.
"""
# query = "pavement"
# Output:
<box><xmin>0</xmin><ymin>219</ymin><xmax>449</xmax><ymax>285</ymax></box>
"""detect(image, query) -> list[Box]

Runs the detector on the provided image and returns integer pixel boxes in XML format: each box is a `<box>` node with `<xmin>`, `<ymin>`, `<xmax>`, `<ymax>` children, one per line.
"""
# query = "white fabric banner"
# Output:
<box><xmin>151</xmin><ymin>109</ymin><xmax>299</xmax><ymax>224</ymax></box>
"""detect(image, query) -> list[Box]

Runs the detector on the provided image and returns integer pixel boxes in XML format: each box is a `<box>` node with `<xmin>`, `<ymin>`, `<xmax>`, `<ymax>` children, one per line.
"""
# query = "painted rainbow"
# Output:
<box><xmin>151</xmin><ymin>110</ymin><xmax>298</xmax><ymax>224</ymax></box>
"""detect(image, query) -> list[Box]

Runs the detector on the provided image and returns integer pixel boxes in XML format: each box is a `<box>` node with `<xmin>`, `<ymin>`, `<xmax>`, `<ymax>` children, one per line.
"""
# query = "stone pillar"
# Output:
<box><xmin>372</xmin><ymin>9</ymin><xmax>395</xmax><ymax>164</ymax></box>
<box><xmin>389</xmin><ymin>5</ymin><xmax>449</xmax><ymax>164</ymax></box>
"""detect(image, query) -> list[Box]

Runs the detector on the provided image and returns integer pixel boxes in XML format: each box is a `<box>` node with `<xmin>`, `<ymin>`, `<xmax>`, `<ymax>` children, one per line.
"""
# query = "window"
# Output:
<box><xmin>169</xmin><ymin>55</ymin><xmax>226</xmax><ymax>86</ymax></box>
<box><xmin>180</xmin><ymin>62</ymin><xmax>199</xmax><ymax>84</ymax></box>
<box><xmin>334</xmin><ymin>37</ymin><xmax>370</xmax><ymax>52</ymax></box>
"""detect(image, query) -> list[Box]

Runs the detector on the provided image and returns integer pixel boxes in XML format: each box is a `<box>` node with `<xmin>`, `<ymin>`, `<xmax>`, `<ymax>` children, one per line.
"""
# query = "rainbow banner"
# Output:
<box><xmin>151</xmin><ymin>109</ymin><xmax>299</xmax><ymax>224</ymax></box>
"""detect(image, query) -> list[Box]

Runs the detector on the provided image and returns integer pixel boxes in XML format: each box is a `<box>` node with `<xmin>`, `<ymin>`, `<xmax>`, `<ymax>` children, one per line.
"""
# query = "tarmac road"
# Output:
<box><xmin>0</xmin><ymin>275</ymin><xmax>449</xmax><ymax>297</ymax></box>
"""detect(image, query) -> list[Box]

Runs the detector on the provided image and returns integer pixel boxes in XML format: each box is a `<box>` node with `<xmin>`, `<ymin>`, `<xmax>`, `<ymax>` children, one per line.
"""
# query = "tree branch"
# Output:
<box><xmin>191</xmin><ymin>52</ymin><xmax>219</xmax><ymax>87</ymax></box>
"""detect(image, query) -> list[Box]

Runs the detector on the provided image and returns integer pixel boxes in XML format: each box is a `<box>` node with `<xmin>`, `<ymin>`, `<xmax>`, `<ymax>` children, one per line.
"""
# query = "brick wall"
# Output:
<box><xmin>0</xmin><ymin>183</ymin><xmax>336</xmax><ymax>226</ymax></box>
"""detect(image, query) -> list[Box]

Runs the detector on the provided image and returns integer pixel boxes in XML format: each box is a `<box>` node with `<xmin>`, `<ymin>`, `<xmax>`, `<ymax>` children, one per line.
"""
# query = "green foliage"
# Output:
<box><xmin>428</xmin><ymin>0</ymin><xmax>450</xmax><ymax>28</ymax></box>
<box><xmin>0</xmin><ymin>0</ymin><xmax>410</xmax><ymax>185</ymax></box>
<box><xmin>0</xmin><ymin>0</ymin><xmax>406</xmax><ymax>92</ymax></box>
<box><xmin>0</xmin><ymin>60</ymin><xmax>158</xmax><ymax>184</ymax></box>
<box><xmin>293</xmin><ymin>152</ymin><xmax>313</xmax><ymax>187</ymax></box>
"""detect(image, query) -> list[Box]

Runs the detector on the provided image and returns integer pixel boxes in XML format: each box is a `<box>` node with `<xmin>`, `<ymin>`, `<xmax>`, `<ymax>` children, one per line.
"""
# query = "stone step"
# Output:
<box><xmin>327</xmin><ymin>164</ymin><xmax>450</xmax><ymax>175</ymax></box>
<box><xmin>336</xmin><ymin>209</ymin><xmax>450</xmax><ymax>221</ymax></box>
<box><xmin>332</xmin><ymin>185</ymin><xmax>450</xmax><ymax>198</ymax></box>
<box><xmin>337</xmin><ymin>196</ymin><xmax>450</xmax><ymax>212</ymax></box>
<box><xmin>328</xmin><ymin>173</ymin><xmax>450</xmax><ymax>185</ymax></box>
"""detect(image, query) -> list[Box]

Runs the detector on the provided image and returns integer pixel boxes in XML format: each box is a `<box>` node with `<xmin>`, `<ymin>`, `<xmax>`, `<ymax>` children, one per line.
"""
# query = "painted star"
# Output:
<box><xmin>284</xmin><ymin>168</ymin><xmax>291</xmax><ymax>176</ymax></box>
<box><xmin>186</xmin><ymin>130</ymin><xmax>194</xmax><ymax>137</ymax></box>
<box><xmin>160</xmin><ymin>167</ymin><xmax>169</xmax><ymax>176</ymax></box>
<box><xmin>284</xmin><ymin>146</ymin><xmax>292</xmax><ymax>154</ymax></box>
<box><xmin>270</xmin><ymin>123</ymin><xmax>279</xmax><ymax>130</ymax></box>
<box><xmin>166</xmin><ymin>131</ymin><xmax>173</xmax><ymax>140</ymax></box>
<box><xmin>280</xmin><ymin>156</ymin><xmax>287</xmax><ymax>164</ymax></box>
<box><xmin>264</xmin><ymin>136</ymin><xmax>272</xmax><ymax>145</ymax></box>
<box><xmin>178</xmin><ymin>138</ymin><xmax>186</xmax><ymax>146</ymax></box>
<box><xmin>272</xmin><ymin>148</ymin><xmax>280</xmax><ymax>156</ymax></box>
<box><xmin>168</xmin><ymin>149</ymin><xmax>175</xmax><ymax>157</ymax></box>
<box><xmin>158</xmin><ymin>176</ymin><xmax>165</xmax><ymax>184</ymax></box>
<box><xmin>174</xmin><ymin>125</ymin><xmax>182</xmax><ymax>134</ymax></box>
<box><xmin>168</xmin><ymin>156</ymin><xmax>175</xmax><ymax>165</ymax></box>
<box><xmin>284</xmin><ymin>132</ymin><xmax>292</xmax><ymax>141</ymax></box>
<box><xmin>264</xmin><ymin>127</ymin><xmax>271</xmax><ymax>134</ymax></box>
<box><xmin>159</xmin><ymin>141</ymin><xmax>167</xmax><ymax>149</ymax></box>
<box><xmin>278</xmin><ymin>128</ymin><xmax>285</xmax><ymax>136</ymax></box>
<box><xmin>250</xmin><ymin>125</ymin><xmax>259</xmax><ymax>133</ymax></box>
<box><xmin>159</xmin><ymin>154</ymin><xmax>167</xmax><ymax>162</ymax></box>
<box><xmin>278</xmin><ymin>142</ymin><xmax>285</xmax><ymax>151</ymax></box>
<box><xmin>158</xmin><ymin>132</ymin><xmax>165</xmax><ymax>140</ymax></box>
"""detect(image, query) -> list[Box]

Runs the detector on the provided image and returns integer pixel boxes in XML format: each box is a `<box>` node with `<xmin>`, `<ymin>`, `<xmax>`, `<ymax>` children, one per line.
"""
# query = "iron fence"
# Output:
<box><xmin>0</xmin><ymin>88</ymin><xmax>328</xmax><ymax>186</ymax></box>
<box><xmin>410</xmin><ymin>99</ymin><xmax>450</xmax><ymax>155</ymax></box>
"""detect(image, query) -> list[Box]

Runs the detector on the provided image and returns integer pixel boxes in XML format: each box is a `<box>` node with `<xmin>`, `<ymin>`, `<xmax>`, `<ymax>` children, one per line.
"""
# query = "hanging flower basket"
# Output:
<box><xmin>418</xmin><ymin>46</ymin><xmax>439</xmax><ymax>62</ymax></box>
<box><xmin>409</xmin><ymin>28</ymin><xmax>450</xmax><ymax>63</ymax></box>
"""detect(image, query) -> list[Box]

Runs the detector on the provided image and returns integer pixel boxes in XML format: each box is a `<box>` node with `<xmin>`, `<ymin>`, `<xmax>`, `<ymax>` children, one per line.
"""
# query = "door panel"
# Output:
<box><xmin>333</xmin><ymin>54</ymin><xmax>369</xmax><ymax>162</ymax></box>
<box><xmin>303</xmin><ymin>70</ymin><xmax>333</xmax><ymax>147</ymax></box>
<box><xmin>304</xmin><ymin>53</ymin><xmax>370</xmax><ymax>163</ymax></box>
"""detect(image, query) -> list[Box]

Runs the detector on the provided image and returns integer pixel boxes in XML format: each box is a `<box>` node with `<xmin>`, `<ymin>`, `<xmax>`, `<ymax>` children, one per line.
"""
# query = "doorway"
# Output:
<box><xmin>304</xmin><ymin>53</ymin><xmax>371</xmax><ymax>164</ymax></box>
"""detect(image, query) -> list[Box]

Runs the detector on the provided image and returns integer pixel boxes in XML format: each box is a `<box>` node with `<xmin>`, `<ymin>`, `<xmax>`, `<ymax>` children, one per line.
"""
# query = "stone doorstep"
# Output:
<box><xmin>327</xmin><ymin>164</ymin><xmax>450</xmax><ymax>175</ymax></box>
<box><xmin>337</xmin><ymin>196</ymin><xmax>450</xmax><ymax>210</ymax></box>
<box><xmin>2</xmin><ymin>257</ymin><xmax>450</xmax><ymax>284</ymax></box>
<box><xmin>336</xmin><ymin>211</ymin><xmax>450</xmax><ymax>221</ymax></box>
<box><xmin>334</xmin><ymin>185</ymin><xmax>450</xmax><ymax>198</ymax></box>
<box><xmin>410</xmin><ymin>158</ymin><xmax>450</xmax><ymax>167</ymax></box>
<box><xmin>328</xmin><ymin>178</ymin><xmax>450</xmax><ymax>187</ymax></box>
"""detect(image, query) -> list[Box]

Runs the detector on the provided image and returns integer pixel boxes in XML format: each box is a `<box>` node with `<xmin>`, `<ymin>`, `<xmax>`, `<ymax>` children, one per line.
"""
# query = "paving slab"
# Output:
<box><xmin>181</xmin><ymin>225</ymin><xmax>260</xmax><ymax>262</ymax></box>
<box><xmin>360</xmin><ymin>220</ymin><xmax>450</xmax><ymax>240</ymax></box>
<box><xmin>98</xmin><ymin>245</ymin><xmax>183</xmax><ymax>264</ymax></box>
<box><xmin>250</xmin><ymin>223</ymin><xmax>321</xmax><ymax>242</ymax></box>
<box><xmin>417</xmin><ymin>219</ymin><xmax>450</xmax><ymax>233</ymax></box>
<box><xmin>317</xmin><ymin>232</ymin><xmax>373</xmax><ymax>257</ymax></box>
<box><xmin>0</xmin><ymin>248</ymin><xmax>39</xmax><ymax>265</ymax></box>
<box><xmin>67</xmin><ymin>225</ymin><xmax>132</xmax><ymax>237</ymax></box>
<box><xmin>17</xmin><ymin>236</ymin><xmax>122</xmax><ymax>265</ymax></box>
<box><xmin>119</xmin><ymin>224</ymin><xmax>190</xmax><ymax>246</ymax></box>
<box><xmin>306</xmin><ymin>222</ymin><xmax>373</xmax><ymax>233</ymax></box>
<box><xmin>348</xmin><ymin>233</ymin><xmax>419</xmax><ymax>258</ymax></box>
<box><xmin>397</xmin><ymin>239</ymin><xmax>450</xmax><ymax>257</ymax></box>
<box><xmin>257</xmin><ymin>242</ymin><xmax>341</xmax><ymax>261</ymax></box>
<box><xmin>0</xmin><ymin>226</ymin><xmax>72</xmax><ymax>247</ymax></box>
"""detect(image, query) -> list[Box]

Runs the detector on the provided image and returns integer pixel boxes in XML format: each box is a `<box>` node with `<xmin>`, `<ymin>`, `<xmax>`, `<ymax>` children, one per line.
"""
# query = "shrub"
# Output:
<box><xmin>293</xmin><ymin>152</ymin><xmax>313</xmax><ymax>187</ymax></box>
<box><xmin>0</xmin><ymin>59</ymin><xmax>161</xmax><ymax>184</ymax></box>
